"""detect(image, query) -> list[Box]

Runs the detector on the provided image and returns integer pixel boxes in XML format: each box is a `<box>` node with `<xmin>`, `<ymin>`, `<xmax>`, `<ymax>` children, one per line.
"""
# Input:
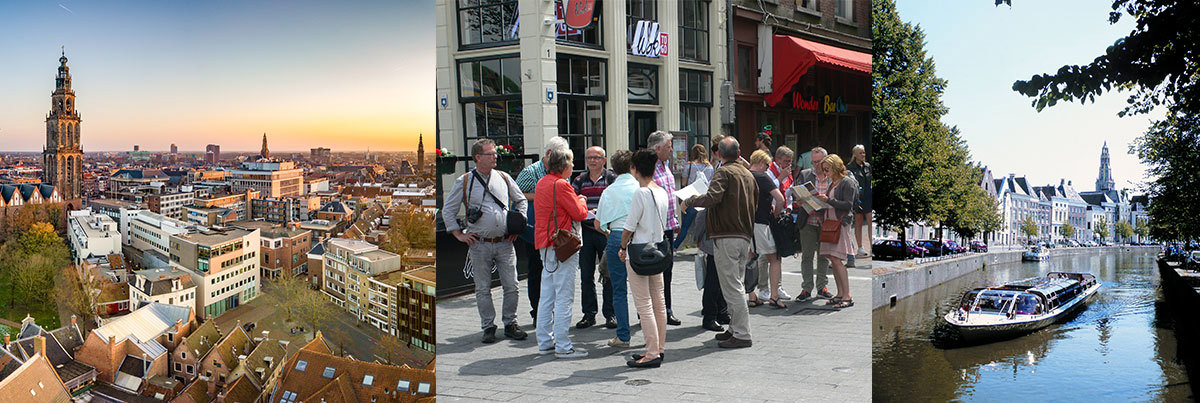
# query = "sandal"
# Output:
<box><xmin>824</xmin><ymin>297</ymin><xmax>845</xmax><ymax>306</ymax></box>
<box><xmin>832</xmin><ymin>299</ymin><xmax>855</xmax><ymax>309</ymax></box>
<box><xmin>747</xmin><ymin>299</ymin><xmax>763</xmax><ymax>308</ymax></box>
<box><xmin>767</xmin><ymin>298</ymin><xmax>787</xmax><ymax>309</ymax></box>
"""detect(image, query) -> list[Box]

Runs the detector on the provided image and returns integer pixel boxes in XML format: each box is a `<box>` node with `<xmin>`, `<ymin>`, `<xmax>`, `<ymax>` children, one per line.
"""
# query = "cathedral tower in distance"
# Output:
<box><xmin>44</xmin><ymin>50</ymin><xmax>83</xmax><ymax>201</ymax></box>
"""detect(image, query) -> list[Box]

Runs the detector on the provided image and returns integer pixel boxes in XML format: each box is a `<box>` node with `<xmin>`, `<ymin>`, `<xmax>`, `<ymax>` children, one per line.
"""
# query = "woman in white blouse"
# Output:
<box><xmin>617</xmin><ymin>149</ymin><xmax>670</xmax><ymax>368</ymax></box>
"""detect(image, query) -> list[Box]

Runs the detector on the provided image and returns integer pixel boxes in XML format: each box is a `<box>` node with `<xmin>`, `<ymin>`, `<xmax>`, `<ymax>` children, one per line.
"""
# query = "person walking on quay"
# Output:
<box><xmin>617</xmin><ymin>149</ymin><xmax>671</xmax><ymax>368</ymax></box>
<box><xmin>848</xmin><ymin>144</ymin><xmax>873</xmax><ymax>257</ymax></box>
<box><xmin>747</xmin><ymin>150</ymin><xmax>787</xmax><ymax>309</ymax></box>
<box><xmin>442</xmin><ymin>139</ymin><xmax>529</xmax><ymax>343</ymax></box>
<box><xmin>648</xmin><ymin>131</ymin><xmax>682</xmax><ymax>326</ymax></box>
<box><xmin>816</xmin><ymin>154</ymin><xmax>859</xmax><ymax>309</ymax></box>
<box><xmin>794</xmin><ymin>147</ymin><xmax>832</xmax><ymax>302</ymax></box>
<box><xmin>597</xmin><ymin>150</ymin><xmax>638</xmax><ymax>348</ymax></box>
<box><xmin>573</xmin><ymin>146</ymin><xmax>617</xmax><ymax>330</ymax></box>
<box><xmin>682</xmin><ymin>136</ymin><xmax>758</xmax><ymax>349</ymax></box>
<box><xmin>533</xmin><ymin>147</ymin><xmax>590</xmax><ymax>358</ymax></box>
<box><xmin>516</xmin><ymin>136</ymin><xmax>570</xmax><ymax>323</ymax></box>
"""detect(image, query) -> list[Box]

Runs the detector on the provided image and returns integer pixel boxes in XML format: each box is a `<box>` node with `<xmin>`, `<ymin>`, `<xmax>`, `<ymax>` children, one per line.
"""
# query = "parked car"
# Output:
<box><xmin>914</xmin><ymin>239</ymin><xmax>953</xmax><ymax>257</ymax></box>
<box><xmin>873</xmin><ymin>239</ymin><xmax>927</xmax><ymax>260</ymax></box>
<box><xmin>1067</xmin><ymin>239</ymin><xmax>1081</xmax><ymax>247</ymax></box>
<box><xmin>945</xmin><ymin>240</ymin><xmax>968</xmax><ymax>254</ymax></box>
<box><xmin>969</xmin><ymin>240</ymin><xmax>989</xmax><ymax>253</ymax></box>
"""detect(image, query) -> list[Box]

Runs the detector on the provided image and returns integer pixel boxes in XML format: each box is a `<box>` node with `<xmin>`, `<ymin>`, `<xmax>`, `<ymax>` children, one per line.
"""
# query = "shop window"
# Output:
<box><xmin>628</xmin><ymin>63</ymin><xmax>658</xmax><ymax>104</ymax></box>
<box><xmin>557</xmin><ymin>55</ymin><xmax>607</xmax><ymax>169</ymax></box>
<box><xmin>457</xmin><ymin>0</ymin><xmax>519</xmax><ymax>49</ymax></box>
<box><xmin>680</xmin><ymin>69</ymin><xmax>713</xmax><ymax>147</ymax></box>
<box><xmin>555</xmin><ymin>0</ymin><xmax>603</xmax><ymax>48</ymax></box>
<box><xmin>459</xmin><ymin>55</ymin><xmax>524</xmax><ymax>153</ymax></box>
<box><xmin>679</xmin><ymin>0</ymin><xmax>710</xmax><ymax>63</ymax></box>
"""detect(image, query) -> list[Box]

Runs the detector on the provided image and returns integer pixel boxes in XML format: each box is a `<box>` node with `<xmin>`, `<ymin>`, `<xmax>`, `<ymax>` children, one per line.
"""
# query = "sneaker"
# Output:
<box><xmin>718</xmin><ymin>337</ymin><xmax>752</xmax><ymax>349</ymax></box>
<box><xmin>504</xmin><ymin>323</ymin><xmax>527</xmax><ymax>340</ymax></box>
<box><xmin>756</xmin><ymin>288</ymin><xmax>771</xmax><ymax>301</ymax></box>
<box><xmin>607</xmin><ymin>337</ymin><xmax>630</xmax><ymax>348</ymax></box>
<box><xmin>817</xmin><ymin>287</ymin><xmax>834</xmax><ymax>299</ymax></box>
<box><xmin>537</xmin><ymin>347</ymin><xmax>555</xmax><ymax>355</ymax></box>
<box><xmin>858</xmin><ymin>247</ymin><xmax>868</xmax><ymax>256</ymax></box>
<box><xmin>555</xmin><ymin>348</ymin><xmax>589</xmax><ymax>359</ymax></box>
<box><xmin>795</xmin><ymin>290</ymin><xmax>811</xmax><ymax>302</ymax></box>
<box><xmin>847</xmin><ymin>255</ymin><xmax>856</xmax><ymax>268</ymax></box>
<box><xmin>777</xmin><ymin>286</ymin><xmax>792</xmax><ymax>300</ymax></box>
<box><xmin>481</xmin><ymin>326</ymin><xmax>498</xmax><ymax>344</ymax></box>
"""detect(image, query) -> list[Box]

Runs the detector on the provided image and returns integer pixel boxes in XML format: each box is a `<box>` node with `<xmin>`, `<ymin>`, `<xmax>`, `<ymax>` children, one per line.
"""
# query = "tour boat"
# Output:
<box><xmin>943</xmin><ymin>272</ymin><xmax>1101</xmax><ymax>341</ymax></box>
<box><xmin>1022</xmin><ymin>246</ymin><xmax>1049</xmax><ymax>261</ymax></box>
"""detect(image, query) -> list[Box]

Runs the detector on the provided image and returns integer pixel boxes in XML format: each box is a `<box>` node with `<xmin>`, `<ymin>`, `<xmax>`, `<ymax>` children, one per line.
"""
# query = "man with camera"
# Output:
<box><xmin>443</xmin><ymin>139</ymin><xmax>529</xmax><ymax>344</ymax></box>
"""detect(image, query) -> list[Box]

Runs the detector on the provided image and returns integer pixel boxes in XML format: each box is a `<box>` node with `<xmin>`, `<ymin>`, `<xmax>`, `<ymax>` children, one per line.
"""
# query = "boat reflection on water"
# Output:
<box><xmin>940</xmin><ymin>272</ymin><xmax>1101</xmax><ymax>345</ymax></box>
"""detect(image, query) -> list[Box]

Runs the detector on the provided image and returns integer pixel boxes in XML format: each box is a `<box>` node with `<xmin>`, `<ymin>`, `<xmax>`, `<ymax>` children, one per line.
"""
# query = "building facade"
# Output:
<box><xmin>67</xmin><ymin>209</ymin><xmax>122</xmax><ymax>264</ymax></box>
<box><xmin>229</xmin><ymin>161</ymin><xmax>304</xmax><ymax>199</ymax></box>
<box><xmin>170</xmin><ymin>227</ymin><xmax>262</xmax><ymax>319</ymax></box>
<box><xmin>44</xmin><ymin>51</ymin><xmax>84</xmax><ymax>203</ymax></box>
<box><xmin>147</xmin><ymin>191</ymin><xmax>195</xmax><ymax>220</ymax></box>
<box><xmin>129</xmin><ymin>267</ymin><xmax>197</xmax><ymax>310</ymax></box>
<box><xmin>320</xmin><ymin>238</ymin><xmax>403</xmax><ymax>333</ymax></box>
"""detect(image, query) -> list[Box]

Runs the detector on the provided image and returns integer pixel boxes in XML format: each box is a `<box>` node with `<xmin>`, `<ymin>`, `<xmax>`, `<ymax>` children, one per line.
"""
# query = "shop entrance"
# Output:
<box><xmin>629</xmin><ymin>111</ymin><xmax>657</xmax><ymax>151</ymax></box>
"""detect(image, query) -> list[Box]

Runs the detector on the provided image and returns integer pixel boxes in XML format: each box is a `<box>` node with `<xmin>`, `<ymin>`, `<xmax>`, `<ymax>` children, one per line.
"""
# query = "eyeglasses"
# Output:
<box><xmin>479</xmin><ymin>152</ymin><xmax>498</xmax><ymax>157</ymax></box>
<box><xmin>586</xmin><ymin>156</ymin><xmax>605</xmax><ymax>160</ymax></box>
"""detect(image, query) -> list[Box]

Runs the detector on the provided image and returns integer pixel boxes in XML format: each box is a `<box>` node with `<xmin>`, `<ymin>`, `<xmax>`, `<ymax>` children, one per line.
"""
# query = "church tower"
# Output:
<box><xmin>417</xmin><ymin>133</ymin><xmax>425</xmax><ymax>172</ymax></box>
<box><xmin>1096</xmin><ymin>141</ymin><xmax>1115</xmax><ymax>192</ymax></box>
<box><xmin>44</xmin><ymin>50</ymin><xmax>83</xmax><ymax>201</ymax></box>
<box><xmin>260</xmin><ymin>133</ymin><xmax>270</xmax><ymax>160</ymax></box>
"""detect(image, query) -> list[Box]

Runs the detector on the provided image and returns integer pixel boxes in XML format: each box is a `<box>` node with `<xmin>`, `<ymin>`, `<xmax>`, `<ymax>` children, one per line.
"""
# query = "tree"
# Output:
<box><xmin>1095</xmin><ymin>216</ymin><xmax>1111</xmax><ymax>242</ymax></box>
<box><xmin>261</xmin><ymin>273</ymin><xmax>309</xmax><ymax>321</ymax></box>
<box><xmin>380</xmin><ymin>205</ymin><xmax>436</xmax><ymax>256</ymax></box>
<box><xmin>1135</xmin><ymin>220</ymin><xmax>1150</xmax><ymax>240</ymax></box>
<box><xmin>1</xmin><ymin>223</ymin><xmax>69</xmax><ymax>309</ymax></box>
<box><xmin>872</xmin><ymin>0</ymin><xmax>959</xmax><ymax>247</ymax></box>
<box><xmin>292</xmin><ymin>287</ymin><xmax>337</xmax><ymax>341</ymax></box>
<box><xmin>1020</xmin><ymin>216</ymin><xmax>1039</xmax><ymax>241</ymax></box>
<box><xmin>1013</xmin><ymin>1</ymin><xmax>1200</xmax><ymax>242</ymax></box>
<box><xmin>378</xmin><ymin>334</ymin><xmax>410</xmax><ymax>366</ymax></box>
<box><xmin>1116</xmin><ymin>219</ymin><xmax>1134</xmax><ymax>241</ymax></box>
<box><xmin>54</xmin><ymin>265</ymin><xmax>100</xmax><ymax>331</ymax></box>
<box><xmin>1060</xmin><ymin>223</ymin><xmax>1076</xmax><ymax>239</ymax></box>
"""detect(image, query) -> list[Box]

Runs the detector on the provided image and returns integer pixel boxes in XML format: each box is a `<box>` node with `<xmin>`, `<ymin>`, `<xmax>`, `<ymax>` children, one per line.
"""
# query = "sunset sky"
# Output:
<box><xmin>0</xmin><ymin>0</ymin><xmax>433</xmax><ymax>152</ymax></box>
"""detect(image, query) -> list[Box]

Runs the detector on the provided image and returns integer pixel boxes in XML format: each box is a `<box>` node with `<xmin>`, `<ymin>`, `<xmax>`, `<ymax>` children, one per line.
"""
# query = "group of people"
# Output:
<box><xmin>444</xmin><ymin>131</ymin><xmax>872</xmax><ymax>369</ymax></box>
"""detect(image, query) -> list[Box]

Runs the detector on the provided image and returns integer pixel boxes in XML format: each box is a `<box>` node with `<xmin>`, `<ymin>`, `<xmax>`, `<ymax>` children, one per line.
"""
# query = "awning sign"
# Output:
<box><xmin>630</xmin><ymin>21</ymin><xmax>667</xmax><ymax>58</ymax></box>
<box><xmin>791</xmin><ymin>92</ymin><xmax>849</xmax><ymax>114</ymax></box>
<box><xmin>564</xmin><ymin>0</ymin><xmax>596</xmax><ymax>29</ymax></box>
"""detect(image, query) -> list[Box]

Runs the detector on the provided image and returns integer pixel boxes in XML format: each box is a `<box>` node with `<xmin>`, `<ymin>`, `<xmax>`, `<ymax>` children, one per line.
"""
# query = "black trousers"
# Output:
<box><xmin>663</xmin><ymin>230</ymin><xmax>674</xmax><ymax>312</ymax></box>
<box><xmin>701</xmin><ymin>252</ymin><xmax>728</xmax><ymax>320</ymax></box>
<box><xmin>579</xmin><ymin>227</ymin><xmax>613</xmax><ymax>319</ymax></box>
<box><xmin>524</xmin><ymin>239</ymin><xmax>543</xmax><ymax>322</ymax></box>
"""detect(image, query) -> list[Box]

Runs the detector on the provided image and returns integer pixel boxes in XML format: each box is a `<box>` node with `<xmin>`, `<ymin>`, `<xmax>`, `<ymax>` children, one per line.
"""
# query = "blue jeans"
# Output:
<box><xmin>537</xmin><ymin>248</ymin><xmax>578</xmax><ymax>353</ymax></box>
<box><xmin>673</xmin><ymin>207</ymin><xmax>697</xmax><ymax>250</ymax></box>
<box><xmin>605</xmin><ymin>229</ymin><xmax>630</xmax><ymax>342</ymax></box>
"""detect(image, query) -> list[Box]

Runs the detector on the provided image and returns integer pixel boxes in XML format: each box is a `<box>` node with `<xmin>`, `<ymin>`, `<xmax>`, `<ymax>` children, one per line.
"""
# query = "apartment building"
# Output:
<box><xmin>67</xmin><ymin>209</ymin><xmax>122</xmax><ymax>265</ymax></box>
<box><xmin>321</xmin><ymin>238</ymin><xmax>402</xmax><ymax>333</ymax></box>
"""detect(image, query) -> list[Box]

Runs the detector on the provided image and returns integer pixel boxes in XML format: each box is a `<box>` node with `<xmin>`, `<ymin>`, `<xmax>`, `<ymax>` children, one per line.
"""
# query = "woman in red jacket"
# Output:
<box><xmin>533</xmin><ymin>147</ymin><xmax>590</xmax><ymax>358</ymax></box>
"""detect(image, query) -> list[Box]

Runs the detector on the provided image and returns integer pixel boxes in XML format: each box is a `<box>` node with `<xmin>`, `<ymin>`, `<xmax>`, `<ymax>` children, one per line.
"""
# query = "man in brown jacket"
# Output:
<box><xmin>682</xmin><ymin>136</ymin><xmax>757</xmax><ymax>348</ymax></box>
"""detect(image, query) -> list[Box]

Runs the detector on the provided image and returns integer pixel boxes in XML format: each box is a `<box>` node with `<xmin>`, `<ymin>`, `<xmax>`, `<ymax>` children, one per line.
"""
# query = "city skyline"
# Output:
<box><xmin>0</xmin><ymin>1</ymin><xmax>433</xmax><ymax>152</ymax></box>
<box><xmin>898</xmin><ymin>0</ymin><xmax>1164</xmax><ymax>193</ymax></box>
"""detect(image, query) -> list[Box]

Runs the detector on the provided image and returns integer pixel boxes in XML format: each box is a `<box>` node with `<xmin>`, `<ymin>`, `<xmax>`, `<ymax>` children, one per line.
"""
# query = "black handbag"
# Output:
<box><xmin>770</xmin><ymin>213</ymin><xmax>798</xmax><ymax>258</ymax></box>
<box><xmin>473</xmin><ymin>169</ymin><xmax>527</xmax><ymax>236</ymax></box>
<box><xmin>628</xmin><ymin>188</ymin><xmax>672</xmax><ymax>276</ymax></box>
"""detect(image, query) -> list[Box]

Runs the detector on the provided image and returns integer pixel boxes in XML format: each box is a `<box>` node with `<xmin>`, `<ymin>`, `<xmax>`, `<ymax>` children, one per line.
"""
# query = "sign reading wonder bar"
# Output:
<box><xmin>630</xmin><ymin>20</ymin><xmax>668</xmax><ymax>58</ymax></box>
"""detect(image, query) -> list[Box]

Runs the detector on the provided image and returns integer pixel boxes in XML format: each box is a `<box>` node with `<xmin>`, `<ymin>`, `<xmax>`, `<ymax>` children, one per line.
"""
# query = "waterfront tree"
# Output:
<box><xmin>1020</xmin><ymin>216</ymin><xmax>1039</xmax><ymax>241</ymax></box>
<box><xmin>1060</xmin><ymin>223</ymin><xmax>1076</xmax><ymax>239</ymax></box>
<box><xmin>1116</xmin><ymin>219</ymin><xmax>1134</xmax><ymax>242</ymax></box>
<box><xmin>1135</xmin><ymin>220</ymin><xmax>1150</xmax><ymax>241</ymax></box>
<box><xmin>1095</xmin><ymin>216</ymin><xmax>1111</xmax><ymax>242</ymax></box>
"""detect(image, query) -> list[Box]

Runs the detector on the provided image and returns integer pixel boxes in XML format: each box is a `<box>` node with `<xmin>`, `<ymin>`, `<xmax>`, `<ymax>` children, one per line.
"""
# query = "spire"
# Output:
<box><xmin>260</xmin><ymin>133</ymin><xmax>270</xmax><ymax>159</ymax></box>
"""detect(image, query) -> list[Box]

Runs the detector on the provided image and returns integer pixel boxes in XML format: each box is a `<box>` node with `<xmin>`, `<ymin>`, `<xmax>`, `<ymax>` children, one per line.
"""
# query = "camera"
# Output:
<box><xmin>466</xmin><ymin>206</ymin><xmax>483</xmax><ymax>224</ymax></box>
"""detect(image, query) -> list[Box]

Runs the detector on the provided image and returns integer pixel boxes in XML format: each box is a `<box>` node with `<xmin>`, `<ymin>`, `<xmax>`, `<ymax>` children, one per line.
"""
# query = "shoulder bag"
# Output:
<box><xmin>820</xmin><ymin>179</ymin><xmax>846</xmax><ymax>244</ymax></box>
<box><xmin>628</xmin><ymin>188</ymin><xmax>672</xmax><ymax>276</ymax></box>
<box><xmin>474</xmin><ymin>170</ymin><xmax>526</xmax><ymax>236</ymax></box>
<box><xmin>548</xmin><ymin>179</ymin><xmax>582</xmax><ymax>262</ymax></box>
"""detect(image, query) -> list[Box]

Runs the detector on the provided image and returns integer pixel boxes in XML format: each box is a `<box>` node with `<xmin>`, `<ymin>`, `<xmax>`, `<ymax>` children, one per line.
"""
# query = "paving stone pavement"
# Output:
<box><xmin>436</xmin><ymin>248</ymin><xmax>873</xmax><ymax>402</ymax></box>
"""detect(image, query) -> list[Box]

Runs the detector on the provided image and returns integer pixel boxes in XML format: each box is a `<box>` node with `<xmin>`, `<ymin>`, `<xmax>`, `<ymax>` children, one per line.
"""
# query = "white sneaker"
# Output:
<box><xmin>858</xmin><ymin>247</ymin><xmax>868</xmax><ymax>256</ymax></box>
<box><xmin>756</xmin><ymin>289</ymin><xmax>771</xmax><ymax>301</ymax></box>
<box><xmin>556</xmin><ymin>348</ymin><xmax>589</xmax><ymax>359</ymax></box>
<box><xmin>777</xmin><ymin>287</ymin><xmax>792</xmax><ymax>300</ymax></box>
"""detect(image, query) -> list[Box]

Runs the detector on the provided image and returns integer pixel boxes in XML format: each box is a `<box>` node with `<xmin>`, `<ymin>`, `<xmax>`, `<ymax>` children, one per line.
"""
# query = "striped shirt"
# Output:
<box><xmin>653</xmin><ymin>159</ymin><xmax>680</xmax><ymax>230</ymax></box>
<box><xmin>515</xmin><ymin>160</ymin><xmax>546</xmax><ymax>193</ymax></box>
<box><xmin>571</xmin><ymin>168</ymin><xmax>616</xmax><ymax>211</ymax></box>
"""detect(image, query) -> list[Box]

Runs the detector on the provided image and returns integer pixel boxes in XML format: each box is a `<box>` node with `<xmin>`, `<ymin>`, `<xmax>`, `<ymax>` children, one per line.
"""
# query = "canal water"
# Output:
<box><xmin>873</xmin><ymin>251</ymin><xmax>1193</xmax><ymax>402</ymax></box>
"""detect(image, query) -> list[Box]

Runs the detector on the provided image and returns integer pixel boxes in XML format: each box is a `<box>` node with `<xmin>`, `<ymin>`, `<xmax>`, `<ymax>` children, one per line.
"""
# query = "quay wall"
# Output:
<box><xmin>872</xmin><ymin>246</ymin><xmax>1159</xmax><ymax>310</ymax></box>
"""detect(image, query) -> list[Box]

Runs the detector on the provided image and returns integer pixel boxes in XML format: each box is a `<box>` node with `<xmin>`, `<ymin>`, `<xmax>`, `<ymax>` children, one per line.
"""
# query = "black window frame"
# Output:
<box><xmin>456</xmin><ymin>0</ymin><xmax>520</xmax><ymax>50</ymax></box>
<box><xmin>554</xmin><ymin>0</ymin><xmax>604</xmax><ymax>49</ymax></box>
<box><xmin>679</xmin><ymin>69</ymin><xmax>713</xmax><ymax>148</ymax></box>
<box><xmin>557</xmin><ymin>54</ymin><xmax>608</xmax><ymax>170</ymax></box>
<box><xmin>679</xmin><ymin>0</ymin><xmax>711</xmax><ymax>63</ymax></box>
<box><xmin>458</xmin><ymin>54</ymin><xmax>525</xmax><ymax>154</ymax></box>
<box><xmin>626</xmin><ymin>0</ymin><xmax>659</xmax><ymax>55</ymax></box>
<box><xmin>627</xmin><ymin>63</ymin><xmax>659</xmax><ymax>105</ymax></box>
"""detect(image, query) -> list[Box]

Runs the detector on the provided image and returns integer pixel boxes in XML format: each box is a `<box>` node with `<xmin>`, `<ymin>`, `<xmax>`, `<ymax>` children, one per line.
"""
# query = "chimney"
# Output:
<box><xmin>109</xmin><ymin>335</ymin><xmax>116</xmax><ymax>346</ymax></box>
<box><xmin>71</xmin><ymin>315</ymin><xmax>77</xmax><ymax>327</ymax></box>
<box><xmin>33</xmin><ymin>335</ymin><xmax>46</xmax><ymax>358</ymax></box>
<box><xmin>4</xmin><ymin>334</ymin><xmax>9</xmax><ymax>346</ymax></box>
<box><xmin>176</xmin><ymin>318</ymin><xmax>183</xmax><ymax>334</ymax></box>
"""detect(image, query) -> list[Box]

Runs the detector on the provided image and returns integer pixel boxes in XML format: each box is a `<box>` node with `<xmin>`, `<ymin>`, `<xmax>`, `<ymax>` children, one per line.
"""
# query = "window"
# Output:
<box><xmin>219</xmin><ymin>374</ymin><xmax>226</xmax><ymax>383</ymax></box>
<box><xmin>627</xmin><ymin>63</ymin><xmax>658</xmax><ymax>104</ymax></box>
<box><xmin>557</xmin><ymin>55</ymin><xmax>607</xmax><ymax>169</ymax></box>
<box><xmin>457</xmin><ymin>0</ymin><xmax>518</xmax><ymax>48</ymax></box>
<box><xmin>679</xmin><ymin>0</ymin><xmax>710</xmax><ymax>62</ymax></box>
<box><xmin>459</xmin><ymin>55</ymin><xmax>524</xmax><ymax>155</ymax></box>
<box><xmin>626</xmin><ymin>0</ymin><xmax>657</xmax><ymax>51</ymax></box>
<box><xmin>187</xmin><ymin>365</ymin><xmax>194</xmax><ymax>374</ymax></box>
<box><xmin>280</xmin><ymin>391</ymin><xmax>298</xmax><ymax>403</ymax></box>
<box><xmin>797</xmin><ymin>0</ymin><xmax>820</xmax><ymax>14</ymax></box>
<box><xmin>736</xmin><ymin>44</ymin><xmax>756</xmax><ymax>92</ymax></box>
<box><xmin>835</xmin><ymin>0</ymin><xmax>853</xmax><ymax>21</ymax></box>
<box><xmin>363</xmin><ymin>374</ymin><xmax>374</xmax><ymax>386</ymax></box>
<box><xmin>680</xmin><ymin>69</ymin><xmax>713</xmax><ymax>147</ymax></box>
<box><xmin>417</xmin><ymin>382</ymin><xmax>431</xmax><ymax>394</ymax></box>
<box><xmin>182</xmin><ymin>352</ymin><xmax>186</xmax><ymax>359</ymax></box>
<box><xmin>175</xmin><ymin>362</ymin><xmax>181</xmax><ymax>372</ymax></box>
<box><xmin>295</xmin><ymin>360</ymin><xmax>307</xmax><ymax>371</ymax></box>
<box><xmin>554</xmin><ymin>0</ymin><xmax>603</xmax><ymax>47</ymax></box>
<box><xmin>322</xmin><ymin>366</ymin><xmax>336</xmax><ymax>378</ymax></box>
<box><xmin>397</xmin><ymin>379</ymin><xmax>410</xmax><ymax>392</ymax></box>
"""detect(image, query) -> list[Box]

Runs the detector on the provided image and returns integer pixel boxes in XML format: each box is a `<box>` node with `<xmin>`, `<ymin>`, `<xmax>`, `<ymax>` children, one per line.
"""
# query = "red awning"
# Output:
<box><xmin>765</xmin><ymin>35</ymin><xmax>872</xmax><ymax>107</ymax></box>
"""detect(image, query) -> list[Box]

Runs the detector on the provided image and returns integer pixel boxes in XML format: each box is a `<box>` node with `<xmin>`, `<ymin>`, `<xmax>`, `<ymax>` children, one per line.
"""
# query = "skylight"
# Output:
<box><xmin>295</xmin><ymin>360</ymin><xmax>307</xmax><ymax>371</ymax></box>
<box><xmin>322</xmin><ymin>366</ymin><xmax>335</xmax><ymax>378</ymax></box>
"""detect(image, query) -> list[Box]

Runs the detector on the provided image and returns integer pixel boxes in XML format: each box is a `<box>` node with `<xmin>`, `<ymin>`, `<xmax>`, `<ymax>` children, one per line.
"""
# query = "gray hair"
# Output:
<box><xmin>647</xmin><ymin>130</ymin><xmax>672</xmax><ymax>149</ymax></box>
<box><xmin>774</xmin><ymin>145</ymin><xmax>795</xmax><ymax>161</ymax></box>
<box><xmin>546</xmin><ymin>136</ymin><xmax>569</xmax><ymax>153</ymax></box>
<box><xmin>718</xmin><ymin>137</ymin><xmax>740</xmax><ymax>160</ymax></box>
<box><xmin>471</xmin><ymin>138</ymin><xmax>495</xmax><ymax>157</ymax></box>
<box><xmin>810</xmin><ymin>146</ymin><xmax>828</xmax><ymax>158</ymax></box>
<box><xmin>544</xmin><ymin>147</ymin><xmax>574</xmax><ymax>174</ymax></box>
